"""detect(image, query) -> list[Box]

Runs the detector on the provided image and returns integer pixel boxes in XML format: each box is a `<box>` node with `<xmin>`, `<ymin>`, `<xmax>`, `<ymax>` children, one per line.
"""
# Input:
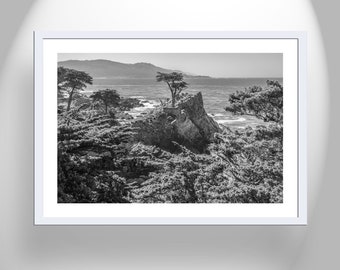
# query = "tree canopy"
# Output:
<box><xmin>225</xmin><ymin>80</ymin><xmax>283</xmax><ymax>123</ymax></box>
<box><xmin>90</xmin><ymin>89</ymin><xmax>120</xmax><ymax>113</ymax></box>
<box><xmin>156</xmin><ymin>72</ymin><xmax>188</xmax><ymax>107</ymax></box>
<box><xmin>58</xmin><ymin>66</ymin><xmax>93</xmax><ymax>111</ymax></box>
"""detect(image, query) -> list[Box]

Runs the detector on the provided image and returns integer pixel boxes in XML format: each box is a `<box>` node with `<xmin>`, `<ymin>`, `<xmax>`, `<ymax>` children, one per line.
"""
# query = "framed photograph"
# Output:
<box><xmin>34</xmin><ymin>31</ymin><xmax>307</xmax><ymax>225</ymax></box>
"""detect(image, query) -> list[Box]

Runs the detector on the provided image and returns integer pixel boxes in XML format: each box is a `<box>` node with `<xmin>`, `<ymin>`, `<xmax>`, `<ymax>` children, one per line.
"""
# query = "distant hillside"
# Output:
<box><xmin>58</xmin><ymin>59</ymin><xmax>210</xmax><ymax>79</ymax></box>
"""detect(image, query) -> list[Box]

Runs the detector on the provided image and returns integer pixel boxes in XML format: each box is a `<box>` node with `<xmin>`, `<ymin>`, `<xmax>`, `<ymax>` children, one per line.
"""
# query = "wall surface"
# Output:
<box><xmin>291</xmin><ymin>0</ymin><xmax>340</xmax><ymax>268</ymax></box>
<box><xmin>0</xmin><ymin>0</ymin><xmax>338</xmax><ymax>269</ymax></box>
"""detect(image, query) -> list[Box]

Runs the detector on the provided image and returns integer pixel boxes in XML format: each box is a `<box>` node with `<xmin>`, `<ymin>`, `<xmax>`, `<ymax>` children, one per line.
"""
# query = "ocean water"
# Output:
<box><xmin>85</xmin><ymin>77</ymin><xmax>283</xmax><ymax>128</ymax></box>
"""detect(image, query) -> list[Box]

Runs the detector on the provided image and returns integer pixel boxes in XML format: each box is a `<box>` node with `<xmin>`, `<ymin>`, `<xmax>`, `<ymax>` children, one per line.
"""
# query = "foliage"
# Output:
<box><xmin>58</xmin><ymin>151</ymin><xmax>130</xmax><ymax>203</ymax></box>
<box><xmin>207</xmin><ymin>125</ymin><xmax>283</xmax><ymax>203</ymax></box>
<box><xmin>156</xmin><ymin>72</ymin><xmax>188</xmax><ymax>107</ymax></box>
<box><xmin>131</xmin><ymin>134</ymin><xmax>282</xmax><ymax>203</ymax></box>
<box><xmin>58</xmin><ymin>66</ymin><xmax>93</xmax><ymax>111</ymax></box>
<box><xmin>90</xmin><ymin>89</ymin><xmax>120</xmax><ymax>113</ymax></box>
<box><xmin>58</xmin><ymin>104</ymin><xmax>136</xmax><ymax>203</ymax></box>
<box><xmin>204</xmin><ymin>80</ymin><xmax>284</xmax><ymax>203</ymax></box>
<box><xmin>57</xmin><ymin>69</ymin><xmax>283</xmax><ymax>204</ymax></box>
<box><xmin>225</xmin><ymin>80</ymin><xmax>283</xmax><ymax>123</ymax></box>
<box><xmin>132</xmin><ymin>143</ymin><xmax>213</xmax><ymax>203</ymax></box>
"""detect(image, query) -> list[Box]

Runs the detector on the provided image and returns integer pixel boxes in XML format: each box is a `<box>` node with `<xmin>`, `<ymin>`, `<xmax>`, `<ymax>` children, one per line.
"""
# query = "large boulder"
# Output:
<box><xmin>133</xmin><ymin>92</ymin><xmax>221</xmax><ymax>153</ymax></box>
<box><xmin>175</xmin><ymin>92</ymin><xmax>221</xmax><ymax>142</ymax></box>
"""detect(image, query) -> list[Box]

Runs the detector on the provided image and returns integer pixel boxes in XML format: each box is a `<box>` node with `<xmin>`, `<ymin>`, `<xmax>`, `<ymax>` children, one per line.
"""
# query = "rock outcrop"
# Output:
<box><xmin>133</xmin><ymin>92</ymin><xmax>221</xmax><ymax>153</ymax></box>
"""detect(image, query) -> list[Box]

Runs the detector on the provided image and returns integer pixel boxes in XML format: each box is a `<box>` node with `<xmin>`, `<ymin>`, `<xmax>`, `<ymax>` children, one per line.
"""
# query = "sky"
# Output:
<box><xmin>58</xmin><ymin>53</ymin><xmax>283</xmax><ymax>78</ymax></box>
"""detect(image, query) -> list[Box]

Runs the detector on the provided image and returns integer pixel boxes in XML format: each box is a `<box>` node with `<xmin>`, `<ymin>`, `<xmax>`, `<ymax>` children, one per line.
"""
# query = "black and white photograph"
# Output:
<box><xmin>35</xmin><ymin>33</ymin><xmax>304</xmax><ymax>224</ymax></box>
<box><xmin>57</xmin><ymin>52</ymin><xmax>284</xmax><ymax>204</ymax></box>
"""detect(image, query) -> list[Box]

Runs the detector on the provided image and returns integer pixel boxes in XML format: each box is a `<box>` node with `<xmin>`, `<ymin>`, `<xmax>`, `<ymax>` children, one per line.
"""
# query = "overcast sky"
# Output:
<box><xmin>58</xmin><ymin>53</ymin><xmax>282</xmax><ymax>78</ymax></box>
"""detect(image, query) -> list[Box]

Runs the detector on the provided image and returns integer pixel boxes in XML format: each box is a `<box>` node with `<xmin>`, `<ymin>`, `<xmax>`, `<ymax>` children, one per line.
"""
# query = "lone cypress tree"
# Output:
<box><xmin>156</xmin><ymin>72</ymin><xmax>188</xmax><ymax>107</ymax></box>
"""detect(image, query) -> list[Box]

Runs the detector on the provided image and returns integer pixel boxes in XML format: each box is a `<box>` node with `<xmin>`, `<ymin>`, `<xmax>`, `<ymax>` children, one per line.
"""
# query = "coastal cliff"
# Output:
<box><xmin>133</xmin><ymin>92</ymin><xmax>221</xmax><ymax>153</ymax></box>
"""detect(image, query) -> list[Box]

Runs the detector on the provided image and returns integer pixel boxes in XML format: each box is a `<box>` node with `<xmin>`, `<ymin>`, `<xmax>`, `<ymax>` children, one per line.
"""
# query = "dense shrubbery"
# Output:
<box><xmin>208</xmin><ymin>125</ymin><xmax>283</xmax><ymax>203</ymax></box>
<box><xmin>130</xmin><ymin>126</ymin><xmax>282</xmax><ymax>203</ymax></box>
<box><xmin>58</xmin><ymin>67</ymin><xmax>283</xmax><ymax>204</ymax></box>
<box><xmin>57</xmin><ymin>106</ymin><xmax>136</xmax><ymax>203</ymax></box>
<box><xmin>132</xmin><ymin>143</ymin><xmax>212</xmax><ymax>203</ymax></box>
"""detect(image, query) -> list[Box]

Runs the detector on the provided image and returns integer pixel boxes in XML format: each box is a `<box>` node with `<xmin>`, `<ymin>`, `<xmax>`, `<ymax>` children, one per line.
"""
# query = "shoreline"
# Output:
<box><xmin>58</xmin><ymin>95</ymin><xmax>261</xmax><ymax>129</ymax></box>
<box><xmin>128</xmin><ymin>97</ymin><xmax>255</xmax><ymax>129</ymax></box>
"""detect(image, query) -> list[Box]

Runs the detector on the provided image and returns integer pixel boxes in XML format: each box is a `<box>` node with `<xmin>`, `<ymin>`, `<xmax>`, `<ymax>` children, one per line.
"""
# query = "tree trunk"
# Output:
<box><xmin>171</xmin><ymin>94</ymin><xmax>175</xmax><ymax>107</ymax></box>
<box><xmin>171</xmin><ymin>91</ymin><xmax>176</xmax><ymax>107</ymax></box>
<box><xmin>66</xmin><ymin>88</ymin><xmax>75</xmax><ymax>111</ymax></box>
<box><xmin>167</xmin><ymin>82</ymin><xmax>175</xmax><ymax>107</ymax></box>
